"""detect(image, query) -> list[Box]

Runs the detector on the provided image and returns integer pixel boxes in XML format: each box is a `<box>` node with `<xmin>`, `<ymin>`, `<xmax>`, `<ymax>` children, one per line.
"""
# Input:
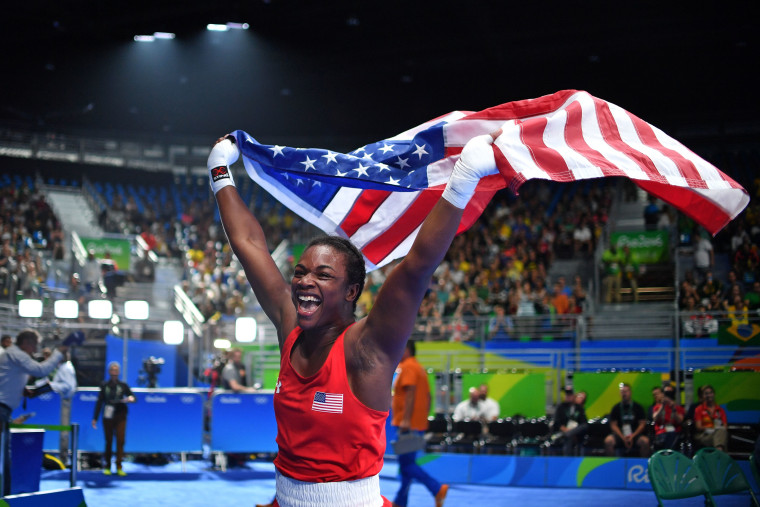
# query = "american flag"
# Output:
<box><xmin>311</xmin><ymin>391</ymin><xmax>343</xmax><ymax>414</ymax></box>
<box><xmin>232</xmin><ymin>90</ymin><xmax>748</xmax><ymax>271</ymax></box>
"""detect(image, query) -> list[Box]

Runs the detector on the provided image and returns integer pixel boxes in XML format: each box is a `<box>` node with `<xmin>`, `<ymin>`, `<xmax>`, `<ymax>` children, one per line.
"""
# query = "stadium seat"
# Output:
<box><xmin>424</xmin><ymin>413</ymin><xmax>451</xmax><ymax>453</ymax></box>
<box><xmin>482</xmin><ymin>418</ymin><xmax>516</xmax><ymax>455</ymax></box>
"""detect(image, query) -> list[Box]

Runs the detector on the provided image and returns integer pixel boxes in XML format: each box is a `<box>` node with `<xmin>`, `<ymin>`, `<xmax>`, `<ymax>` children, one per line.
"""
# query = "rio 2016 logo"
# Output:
<box><xmin>628</xmin><ymin>464</ymin><xmax>650</xmax><ymax>483</ymax></box>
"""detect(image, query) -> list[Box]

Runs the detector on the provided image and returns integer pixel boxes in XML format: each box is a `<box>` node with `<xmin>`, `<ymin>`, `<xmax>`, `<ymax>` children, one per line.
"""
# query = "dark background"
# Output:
<box><xmin>1</xmin><ymin>1</ymin><xmax>758</xmax><ymax>149</ymax></box>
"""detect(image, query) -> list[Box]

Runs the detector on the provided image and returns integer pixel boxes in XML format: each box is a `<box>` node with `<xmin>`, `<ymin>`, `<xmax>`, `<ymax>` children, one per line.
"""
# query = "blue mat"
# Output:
<box><xmin>37</xmin><ymin>459</ymin><xmax>753</xmax><ymax>507</ymax></box>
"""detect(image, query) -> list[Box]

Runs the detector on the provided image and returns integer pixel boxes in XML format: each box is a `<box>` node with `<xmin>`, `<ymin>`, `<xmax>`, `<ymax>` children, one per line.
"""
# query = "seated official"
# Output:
<box><xmin>651</xmin><ymin>385</ymin><xmax>684</xmax><ymax>450</ymax></box>
<box><xmin>604</xmin><ymin>383</ymin><xmax>650</xmax><ymax>457</ymax></box>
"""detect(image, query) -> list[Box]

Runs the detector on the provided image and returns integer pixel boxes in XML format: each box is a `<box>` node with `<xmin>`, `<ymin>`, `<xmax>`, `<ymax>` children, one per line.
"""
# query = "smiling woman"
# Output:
<box><xmin>206</xmin><ymin>129</ymin><xmax>499</xmax><ymax>506</ymax></box>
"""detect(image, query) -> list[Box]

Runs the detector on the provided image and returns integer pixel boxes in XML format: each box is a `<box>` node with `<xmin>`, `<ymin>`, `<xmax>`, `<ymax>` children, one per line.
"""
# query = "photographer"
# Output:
<box><xmin>651</xmin><ymin>385</ymin><xmax>684</xmax><ymax>450</ymax></box>
<box><xmin>91</xmin><ymin>362</ymin><xmax>135</xmax><ymax>476</ymax></box>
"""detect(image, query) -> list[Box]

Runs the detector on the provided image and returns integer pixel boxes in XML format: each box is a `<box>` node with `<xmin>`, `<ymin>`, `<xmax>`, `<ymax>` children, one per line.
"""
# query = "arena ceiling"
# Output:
<box><xmin>1</xmin><ymin>1</ymin><xmax>758</xmax><ymax>149</ymax></box>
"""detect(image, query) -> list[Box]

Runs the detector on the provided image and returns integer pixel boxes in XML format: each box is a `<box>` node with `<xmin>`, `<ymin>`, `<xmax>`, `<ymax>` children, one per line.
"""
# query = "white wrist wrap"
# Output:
<box><xmin>208</xmin><ymin>139</ymin><xmax>240</xmax><ymax>195</ymax></box>
<box><xmin>442</xmin><ymin>168</ymin><xmax>479</xmax><ymax>209</ymax></box>
<box><xmin>442</xmin><ymin>134</ymin><xmax>498</xmax><ymax>209</ymax></box>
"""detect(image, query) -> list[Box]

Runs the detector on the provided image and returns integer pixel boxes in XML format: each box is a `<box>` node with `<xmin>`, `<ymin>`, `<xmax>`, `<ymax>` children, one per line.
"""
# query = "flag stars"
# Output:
<box><xmin>379</xmin><ymin>143</ymin><xmax>395</xmax><ymax>154</ymax></box>
<box><xmin>396</xmin><ymin>156</ymin><xmax>410</xmax><ymax>170</ymax></box>
<box><xmin>362</xmin><ymin>153</ymin><xmax>375</xmax><ymax>161</ymax></box>
<box><xmin>335</xmin><ymin>169</ymin><xmax>348</xmax><ymax>177</ymax></box>
<box><xmin>376</xmin><ymin>163</ymin><xmax>390</xmax><ymax>172</ymax></box>
<box><xmin>387</xmin><ymin>176</ymin><xmax>400</xmax><ymax>185</ymax></box>
<box><xmin>412</xmin><ymin>143</ymin><xmax>429</xmax><ymax>159</ymax></box>
<box><xmin>353</xmin><ymin>163</ymin><xmax>370</xmax><ymax>177</ymax></box>
<box><xmin>300</xmin><ymin>156</ymin><xmax>317</xmax><ymax>171</ymax></box>
<box><xmin>322</xmin><ymin>151</ymin><xmax>338</xmax><ymax>164</ymax></box>
<box><xmin>270</xmin><ymin>145</ymin><xmax>285</xmax><ymax>157</ymax></box>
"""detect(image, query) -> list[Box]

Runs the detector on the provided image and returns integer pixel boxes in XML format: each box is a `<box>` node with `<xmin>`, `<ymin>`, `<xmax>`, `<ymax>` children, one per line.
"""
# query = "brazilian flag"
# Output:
<box><xmin>718</xmin><ymin>322</ymin><xmax>760</xmax><ymax>346</ymax></box>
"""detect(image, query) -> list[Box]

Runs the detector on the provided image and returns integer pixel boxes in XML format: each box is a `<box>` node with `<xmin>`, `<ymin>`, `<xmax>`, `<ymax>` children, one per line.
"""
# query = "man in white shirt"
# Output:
<box><xmin>453</xmin><ymin>387</ymin><xmax>484</xmax><ymax>422</ymax></box>
<box><xmin>478</xmin><ymin>384</ymin><xmax>500</xmax><ymax>422</ymax></box>
<box><xmin>0</xmin><ymin>329</ymin><xmax>68</xmax><ymax>495</ymax></box>
<box><xmin>41</xmin><ymin>347</ymin><xmax>78</xmax><ymax>465</ymax></box>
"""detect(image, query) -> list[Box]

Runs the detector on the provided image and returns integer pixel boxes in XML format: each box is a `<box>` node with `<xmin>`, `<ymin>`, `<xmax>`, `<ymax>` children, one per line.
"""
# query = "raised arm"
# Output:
<box><xmin>209</xmin><ymin>137</ymin><xmax>296</xmax><ymax>343</ymax></box>
<box><xmin>359</xmin><ymin>131</ymin><xmax>501</xmax><ymax>362</ymax></box>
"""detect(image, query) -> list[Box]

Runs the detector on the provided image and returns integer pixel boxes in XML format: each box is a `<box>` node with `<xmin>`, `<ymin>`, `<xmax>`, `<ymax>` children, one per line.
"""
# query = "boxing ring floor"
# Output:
<box><xmin>37</xmin><ymin>458</ymin><xmax>753</xmax><ymax>507</ymax></box>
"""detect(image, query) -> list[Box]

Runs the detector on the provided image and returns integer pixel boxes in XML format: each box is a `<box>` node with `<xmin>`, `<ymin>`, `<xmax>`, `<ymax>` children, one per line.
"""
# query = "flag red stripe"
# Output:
<box><xmin>593</xmin><ymin>100</ymin><xmax>662</xmax><ymax>181</ymax></box>
<box><xmin>563</xmin><ymin>100</ymin><xmax>626</xmax><ymax>178</ymax></box>
<box><xmin>359</xmin><ymin>189</ymin><xmax>442</xmax><ymax>264</ymax></box>
<box><xmin>517</xmin><ymin>116</ymin><xmax>573</xmax><ymax>179</ymax></box>
<box><xmin>626</xmin><ymin>112</ymin><xmax>708</xmax><ymax>188</ymax></box>
<box><xmin>636</xmin><ymin>180</ymin><xmax>730</xmax><ymax>235</ymax></box>
<box><xmin>339</xmin><ymin>189</ymin><xmax>392</xmax><ymax>237</ymax></box>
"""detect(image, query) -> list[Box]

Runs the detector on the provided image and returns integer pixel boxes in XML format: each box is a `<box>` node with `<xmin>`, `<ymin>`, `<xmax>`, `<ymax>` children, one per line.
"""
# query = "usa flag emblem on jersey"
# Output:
<box><xmin>311</xmin><ymin>391</ymin><xmax>343</xmax><ymax>414</ymax></box>
<box><xmin>232</xmin><ymin>90</ymin><xmax>748</xmax><ymax>271</ymax></box>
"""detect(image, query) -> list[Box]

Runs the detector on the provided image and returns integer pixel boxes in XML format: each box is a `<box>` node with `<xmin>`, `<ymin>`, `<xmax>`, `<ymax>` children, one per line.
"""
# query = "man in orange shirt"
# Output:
<box><xmin>391</xmin><ymin>340</ymin><xmax>448</xmax><ymax>507</ymax></box>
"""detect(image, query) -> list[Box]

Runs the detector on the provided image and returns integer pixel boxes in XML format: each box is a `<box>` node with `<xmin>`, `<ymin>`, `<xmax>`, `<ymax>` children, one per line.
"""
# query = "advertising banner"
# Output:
<box><xmin>610</xmin><ymin>231</ymin><xmax>669</xmax><ymax>264</ymax></box>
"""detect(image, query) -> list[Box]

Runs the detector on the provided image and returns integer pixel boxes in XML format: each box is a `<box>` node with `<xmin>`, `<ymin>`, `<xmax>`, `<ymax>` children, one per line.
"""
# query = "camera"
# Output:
<box><xmin>138</xmin><ymin>356</ymin><xmax>165</xmax><ymax>388</ymax></box>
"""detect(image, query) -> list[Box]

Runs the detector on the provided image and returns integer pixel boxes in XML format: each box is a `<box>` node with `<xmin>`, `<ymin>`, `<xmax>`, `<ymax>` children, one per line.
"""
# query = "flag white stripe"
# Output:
<box><xmin>495</xmin><ymin>121</ymin><xmax>551</xmax><ymax>180</ymax></box>
<box><xmin>608</xmin><ymin>103</ymin><xmax>688</xmax><ymax>187</ymax></box>
<box><xmin>543</xmin><ymin>108</ymin><xmax>605</xmax><ymax>180</ymax></box>
<box><xmin>323</xmin><ymin>187</ymin><xmax>363</xmax><ymax>225</ymax></box>
<box><xmin>576</xmin><ymin>93</ymin><xmax>650</xmax><ymax>181</ymax></box>
<box><xmin>348</xmin><ymin>191</ymin><xmax>420</xmax><ymax>249</ymax></box>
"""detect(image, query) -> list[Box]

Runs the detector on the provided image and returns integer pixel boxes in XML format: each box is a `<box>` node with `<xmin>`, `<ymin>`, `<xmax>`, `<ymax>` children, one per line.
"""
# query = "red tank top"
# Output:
<box><xmin>273</xmin><ymin>326</ymin><xmax>388</xmax><ymax>482</ymax></box>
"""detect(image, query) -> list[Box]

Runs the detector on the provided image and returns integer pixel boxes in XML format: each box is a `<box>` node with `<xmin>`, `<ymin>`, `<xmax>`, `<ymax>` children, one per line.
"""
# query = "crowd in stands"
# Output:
<box><xmin>84</xmin><ymin>170</ymin><xmax>611</xmax><ymax>342</ymax></box>
<box><xmin>0</xmin><ymin>178</ymin><xmax>62</xmax><ymax>301</ymax></box>
<box><xmin>677</xmin><ymin>194</ymin><xmax>760</xmax><ymax>337</ymax></box>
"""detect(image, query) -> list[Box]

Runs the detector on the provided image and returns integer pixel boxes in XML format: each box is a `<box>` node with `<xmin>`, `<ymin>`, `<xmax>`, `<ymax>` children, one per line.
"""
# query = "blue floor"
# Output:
<box><xmin>37</xmin><ymin>458</ymin><xmax>753</xmax><ymax>507</ymax></box>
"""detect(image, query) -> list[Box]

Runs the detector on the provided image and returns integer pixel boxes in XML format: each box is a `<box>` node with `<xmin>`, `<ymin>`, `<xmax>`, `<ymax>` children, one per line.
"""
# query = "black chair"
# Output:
<box><xmin>581</xmin><ymin>417</ymin><xmax>609</xmax><ymax>456</ymax></box>
<box><xmin>514</xmin><ymin>417</ymin><xmax>551</xmax><ymax>456</ymax></box>
<box><xmin>482</xmin><ymin>418</ymin><xmax>517</xmax><ymax>454</ymax></box>
<box><xmin>424</xmin><ymin>413</ymin><xmax>451</xmax><ymax>453</ymax></box>
<box><xmin>449</xmin><ymin>419</ymin><xmax>484</xmax><ymax>453</ymax></box>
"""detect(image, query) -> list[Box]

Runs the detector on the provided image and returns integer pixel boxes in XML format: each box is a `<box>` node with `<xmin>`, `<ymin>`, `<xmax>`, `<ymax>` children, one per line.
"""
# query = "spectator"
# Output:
<box><xmin>697</xmin><ymin>271</ymin><xmax>723</xmax><ymax>303</ymax></box>
<box><xmin>693</xmin><ymin>385</ymin><xmax>728</xmax><ymax>451</ymax></box>
<box><xmin>573</xmin><ymin>216</ymin><xmax>593</xmax><ymax>256</ymax></box>
<box><xmin>602</xmin><ymin>244</ymin><xmax>622</xmax><ymax>304</ymax></box>
<box><xmin>551</xmin><ymin>281</ymin><xmax>569</xmax><ymax>315</ymax></box>
<box><xmin>693</xmin><ymin>231</ymin><xmax>714</xmax><ymax>282</ymax></box>
<box><xmin>620</xmin><ymin>245</ymin><xmax>640</xmax><ymax>303</ymax></box>
<box><xmin>488</xmin><ymin>304</ymin><xmax>514</xmax><ymax>340</ymax></box>
<box><xmin>552</xmin><ymin>386</ymin><xmax>588</xmax><ymax>456</ymax></box>
<box><xmin>477</xmin><ymin>384</ymin><xmax>500</xmax><ymax>423</ymax></box>
<box><xmin>683</xmin><ymin>304</ymin><xmax>718</xmax><ymax>337</ymax></box>
<box><xmin>453</xmin><ymin>387</ymin><xmax>485</xmax><ymax>422</ymax></box>
<box><xmin>604</xmin><ymin>383</ymin><xmax>650</xmax><ymax>457</ymax></box>
<box><xmin>643</xmin><ymin>197</ymin><xmax>661</xmax><ymax>230</ymax></box>
<box><xmin>651</xmin><ymin>385</ymin><xmax>684</xmax><ymax>450</ymax></box>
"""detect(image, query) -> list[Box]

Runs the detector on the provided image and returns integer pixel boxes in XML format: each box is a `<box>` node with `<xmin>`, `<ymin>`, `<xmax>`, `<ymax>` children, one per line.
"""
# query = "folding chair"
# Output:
<box><xmin>647</xmin><ymin>449</ymin><xmax>714</xmax><ymax>507</ymax></box>
<box><xmin>693</xmin><ymin>447</ymin><xmax>759</xmax><ymax>506</ymax></box>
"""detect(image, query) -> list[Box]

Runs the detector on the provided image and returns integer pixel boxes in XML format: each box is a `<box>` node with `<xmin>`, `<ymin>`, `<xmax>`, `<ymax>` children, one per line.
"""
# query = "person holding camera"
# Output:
<box><xmin>91</xmin><ymin>362</ymin><xmax>135</xmax><ymax>476</ymax></box>
<box><xmin>651</xmin><ymin>385</ymin><xmax>684</xmax><ymax>450</ymax></box>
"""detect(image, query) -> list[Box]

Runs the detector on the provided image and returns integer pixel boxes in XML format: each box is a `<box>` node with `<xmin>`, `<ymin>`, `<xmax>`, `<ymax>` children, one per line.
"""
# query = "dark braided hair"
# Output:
<box><xmin>305</xmin><ymin>236</ymin><xmax>366</xmax><ymax>310</ymax></box>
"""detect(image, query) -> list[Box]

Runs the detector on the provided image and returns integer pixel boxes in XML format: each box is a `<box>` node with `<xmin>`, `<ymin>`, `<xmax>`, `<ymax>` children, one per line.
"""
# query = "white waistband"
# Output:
<box><xmin>275</xmin><ymin>470</ymin><xmax>383</xmax><ymax>507</ymax></box>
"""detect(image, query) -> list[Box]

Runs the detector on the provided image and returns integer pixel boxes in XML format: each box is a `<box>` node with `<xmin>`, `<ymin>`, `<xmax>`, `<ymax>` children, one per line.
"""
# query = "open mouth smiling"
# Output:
<box><xmin>297</xmin><ymin>294</ymin><xmax>322</xmax><ymax>315</ymax></box>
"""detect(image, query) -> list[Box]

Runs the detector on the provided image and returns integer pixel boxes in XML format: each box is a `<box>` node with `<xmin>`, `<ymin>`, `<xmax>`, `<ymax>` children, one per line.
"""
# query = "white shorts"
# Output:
<box><xmin>275</xmin><ymin>469</ymin><xmax>383</xmax><ymax>507</ymax></box>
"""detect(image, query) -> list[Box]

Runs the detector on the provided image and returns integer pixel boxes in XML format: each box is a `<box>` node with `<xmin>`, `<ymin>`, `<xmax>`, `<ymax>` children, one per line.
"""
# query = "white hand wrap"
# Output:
<box><xmin>208</xmin><ymin>138</ymin><xmax>240</xmax><ymax>194</ymax></box>
<box><xmin>442</xmin><ymin>134</ymin><xmax>498</xmax><ymax>209</ymax></box>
